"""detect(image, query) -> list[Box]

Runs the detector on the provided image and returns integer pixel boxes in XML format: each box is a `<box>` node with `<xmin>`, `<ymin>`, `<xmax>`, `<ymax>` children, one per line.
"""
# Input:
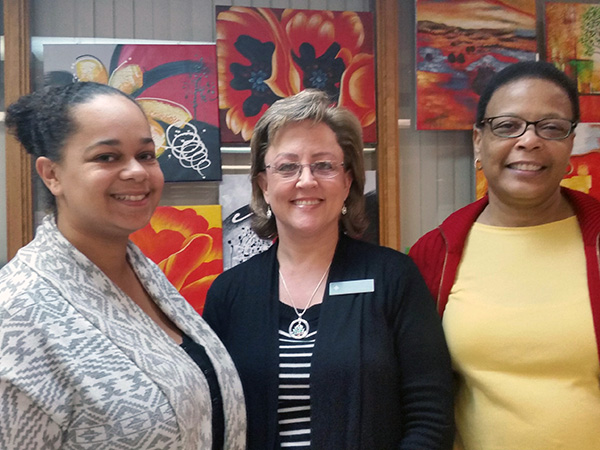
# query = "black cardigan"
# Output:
<box><xmin>204</xmin><ymin>234</ymin><xmax>454</xmax><ymax>450</ymax></box>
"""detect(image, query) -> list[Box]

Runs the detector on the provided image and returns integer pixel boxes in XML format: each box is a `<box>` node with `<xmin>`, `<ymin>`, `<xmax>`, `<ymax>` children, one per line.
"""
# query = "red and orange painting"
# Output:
<box><xmin>416</xmin><ymin>0</ymin><xmax>537</xmax><ymax>130</ymax></box>
<box><xmin>545</xmin><ymin>3</ymin><xmax>600</xmax><ymax>122</ymax></box>
<box><xmin>130</xmin><ymin>205</ymin><xmax>223</xmax><ymax>315</ymax></box>
<box><xmin>216</xmin><ymin>6</ymin><xmax>376</xmax><ymax>143</ymax></box>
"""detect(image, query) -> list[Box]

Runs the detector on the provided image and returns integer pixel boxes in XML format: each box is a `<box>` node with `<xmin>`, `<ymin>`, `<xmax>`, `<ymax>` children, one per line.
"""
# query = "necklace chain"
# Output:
<box><xmin>279</xmin><ymin>263</ymin><xmax>331</xmax><ymax>339</ymax></box>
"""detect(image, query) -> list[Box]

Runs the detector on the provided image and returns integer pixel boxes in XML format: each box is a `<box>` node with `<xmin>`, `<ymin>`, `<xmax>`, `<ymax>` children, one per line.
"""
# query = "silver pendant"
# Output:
<box><xmin>289</xmin><ymin>317</ymin><xmax>309</xmax><ymax>339</ymax></box>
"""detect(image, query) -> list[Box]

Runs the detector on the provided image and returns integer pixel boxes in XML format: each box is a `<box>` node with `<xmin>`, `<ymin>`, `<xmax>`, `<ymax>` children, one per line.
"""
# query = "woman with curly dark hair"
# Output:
<box><xmin>0</xmin><ymin>82</ymin><xmax>246</xmax><ymax>450</ymax></box>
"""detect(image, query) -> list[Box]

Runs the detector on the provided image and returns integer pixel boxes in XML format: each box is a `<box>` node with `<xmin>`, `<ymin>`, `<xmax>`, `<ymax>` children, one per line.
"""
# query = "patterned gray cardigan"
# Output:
<box><xmin>0</xmin><ymin>215</ymin><xmax>246</xmax><ymax>449</ymax></box>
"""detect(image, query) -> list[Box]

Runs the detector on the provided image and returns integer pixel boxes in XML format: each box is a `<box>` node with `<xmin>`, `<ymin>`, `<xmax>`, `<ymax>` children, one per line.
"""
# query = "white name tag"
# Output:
<box><xmin>329</xmin><ymin>279</ymin><xmax>375</xmax><ymax>296</ymax></box>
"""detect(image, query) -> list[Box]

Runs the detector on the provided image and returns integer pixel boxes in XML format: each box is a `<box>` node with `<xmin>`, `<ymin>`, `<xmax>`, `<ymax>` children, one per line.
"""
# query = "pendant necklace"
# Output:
<box><xmin>279</xmin><ymin>263</ymin><xmax>331</xmax><ymax>339</ymax></box>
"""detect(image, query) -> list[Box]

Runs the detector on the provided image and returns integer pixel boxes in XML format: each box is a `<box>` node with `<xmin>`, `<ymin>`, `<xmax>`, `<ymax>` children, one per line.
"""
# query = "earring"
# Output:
<box><xmin>266</xmin><ymin>205</ymin><xmax>272</xmax><ymax>219</ymax></box>
<box><xmin>565</xmin><ymin>162</ymin><xmax>574</xmax><ymax>176</ymax></box>
<box><xmin>341</xmin><ymin>204</ymin><xmax>347</xmax><ymax>216</ymax></box>
<box><xmin>474</xmin><ymin>158</ymin><xmax>483</xmax><ymax>171</ymax></box>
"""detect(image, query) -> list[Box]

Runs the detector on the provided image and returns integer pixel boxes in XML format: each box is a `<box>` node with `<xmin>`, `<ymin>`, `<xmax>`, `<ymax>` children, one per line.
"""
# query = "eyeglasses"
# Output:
<box><xmin>265</xmin><ymin>161</ymin><xmax>345</xmax><ymax>180</ymax></box>
<box><xmin>480</xmin><ymin>115</ymin><xmax>577</xmax><ymax>140</ymax></box>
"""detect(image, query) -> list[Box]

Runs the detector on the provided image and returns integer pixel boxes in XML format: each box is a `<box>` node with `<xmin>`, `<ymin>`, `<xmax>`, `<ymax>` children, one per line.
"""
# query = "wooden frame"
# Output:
<box><xmin>375</xmin><ymin>0</ymin><xmax>400</xmax><ymax>249</ymax></box>
<box><xmin>3</xmin><ymin>0</ymin><xmax>400</xmax><ymax>259</ymax></box>
<box><xmin>4</xmin><ymin>0</ymin><xmax>32</xmax><ymax>260</ymax></box>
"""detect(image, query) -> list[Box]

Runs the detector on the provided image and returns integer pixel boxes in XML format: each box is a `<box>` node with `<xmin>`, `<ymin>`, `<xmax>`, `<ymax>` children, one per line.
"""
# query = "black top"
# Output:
<box><xmin>180</xmin><ymin>333</ymin><xmax>225</xmax><ymax>450</ymax></box>
<box><xmin>204</xmin><ymin>234</ymin><xmax>454</xmax><ymax>450</ymax></box>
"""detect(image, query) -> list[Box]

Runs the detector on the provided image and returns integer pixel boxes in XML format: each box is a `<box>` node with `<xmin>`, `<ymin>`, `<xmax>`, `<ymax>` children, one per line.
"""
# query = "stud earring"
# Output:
<box><xmin>341</xmin><ymin>204</ymin><xmax>347</xmax><ymax>215</ymax></box>
<box><xmin>266</xmin><ymin>205</ymin><xmax>272</xmax><ymax>219</ymax></box>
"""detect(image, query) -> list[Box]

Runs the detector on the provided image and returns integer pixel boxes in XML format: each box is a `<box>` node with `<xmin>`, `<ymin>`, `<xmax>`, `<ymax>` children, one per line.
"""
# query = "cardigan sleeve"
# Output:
<box><xmin>408</xmin><ymin>229</ymin><xmax>446</xmax><ymax>312</ymax></box>
<box><xmin>0</xmin><ymin>379</ymin><xmax>63</xmax><ymax>449</ymax></box>
<box><xmin>203</xmin><ymin>271</ymin><xmax>232</xmax><ymax>340</ymax></box>
<box><xmin>391</xmin><ymin>258</ymin><xmax>455</xmax><ymax>449</ymax></box>
<box><xmin>0</xmin><ymin>298</ymin><xmax>65</xmax><ymax>449</ymax></box>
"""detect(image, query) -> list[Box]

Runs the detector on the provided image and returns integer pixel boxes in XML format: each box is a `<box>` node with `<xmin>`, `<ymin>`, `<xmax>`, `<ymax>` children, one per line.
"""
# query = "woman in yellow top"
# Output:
<box><xmin>410</xmin><ymin>61</ymin><xmax>600</xmax><ymax>449</ymax></box>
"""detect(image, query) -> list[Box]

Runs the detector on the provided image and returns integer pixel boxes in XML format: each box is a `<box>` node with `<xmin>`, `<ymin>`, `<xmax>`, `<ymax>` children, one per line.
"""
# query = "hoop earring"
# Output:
<box><xmin>266</xmin><ymin>205</ymin><xmax>272</xmax><ymax>219</ymax></box>
<box><xmin>474</xmin><ymin>158</ymin><xmax>483</xmax><ymax>171</ymax></box>
<box><xmin>341</xmin><ymin>204</ymin><xmax>347</xmax><ymax>216</ymax></box>
<box><xmin>565</xmin><ymin>162</ymin><xmax>574</xmax><ymax>176</ymax></box>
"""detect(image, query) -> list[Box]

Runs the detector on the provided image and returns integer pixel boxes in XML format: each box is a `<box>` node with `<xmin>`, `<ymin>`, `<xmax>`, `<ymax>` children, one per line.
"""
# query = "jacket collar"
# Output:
<box><xmin>438</xmin><ymin>187</ymin><xmax>600</xmax><ymax>252</ymax></box>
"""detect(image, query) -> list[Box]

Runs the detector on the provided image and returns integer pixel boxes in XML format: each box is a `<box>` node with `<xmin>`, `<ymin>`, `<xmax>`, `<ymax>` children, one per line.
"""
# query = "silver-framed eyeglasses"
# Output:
<box><xmin>265</xmin><ymin>160</ymin><xmax>345</xmax><ymax>180</ymax></box>
<box><xmin>480</xmin><ymin>115</ymin><xmax>577</xmax><ymax>140</ymax></box>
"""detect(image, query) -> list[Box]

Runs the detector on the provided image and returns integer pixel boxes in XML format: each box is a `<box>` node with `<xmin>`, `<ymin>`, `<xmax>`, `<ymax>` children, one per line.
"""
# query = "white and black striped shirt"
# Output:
<box><xmin>278</xmin><ymin>303</ymin><xmax>321</xmax><ymax>449</ymax></box>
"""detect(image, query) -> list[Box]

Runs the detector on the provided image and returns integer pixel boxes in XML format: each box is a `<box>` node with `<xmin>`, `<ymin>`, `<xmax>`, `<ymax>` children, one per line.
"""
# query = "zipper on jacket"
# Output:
<box><xmin>437</xmin><ymin>227</ymin><xmax>449</xmax><ymax>315</ymax></box>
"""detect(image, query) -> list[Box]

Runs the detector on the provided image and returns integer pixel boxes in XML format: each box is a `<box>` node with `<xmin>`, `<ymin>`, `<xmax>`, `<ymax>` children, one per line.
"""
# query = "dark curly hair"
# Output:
<box><xmin>6</xmin><ymin>82</ymin><xmax>142</xmax><ymax>212</ymax></box>
<box><xmin>475</xmin><ymin>61</ymin><xmax>580</xmax><ymax>127</ymax></box>
<box><xmin>249</xmin><ymin>89</ymin><xmax>368</xmax><ymax>240</ymax></box>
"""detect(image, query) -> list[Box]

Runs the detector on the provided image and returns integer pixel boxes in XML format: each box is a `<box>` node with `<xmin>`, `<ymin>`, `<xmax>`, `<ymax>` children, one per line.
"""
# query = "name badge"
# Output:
<box><xmin>329</xmin><ymin>279</ymin><xmax>375</xmax><ymax>296</ymax></box>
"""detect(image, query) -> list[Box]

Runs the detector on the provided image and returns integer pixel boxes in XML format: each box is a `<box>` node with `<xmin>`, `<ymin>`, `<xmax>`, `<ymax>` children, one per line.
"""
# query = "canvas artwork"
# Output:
<box><xmin>561</xmin><ymin>123</ymin><xmax>600</xmax><ymax>200</ymax></box>
<box><xmin>476</xmin><ymin>123</ymin><xmax>600</xmax><ymax>200</ymax></box>
<box><xmin>545</xmin><ymin>3</ymin><xmax>600</xmax><ymax>122</ymax></box>
<box><xmin>130</xmin><ymin>205</ymin><xmax>223</xmax><ymax>315</ymax></box>
<box><xmin>215</xmin><ymin>6</ymin><xmax>376</xmax><ymax>143</ymax></box>
<box><xmin>219</xmin><ymin>174</ymin><xmax>273</xmax><ymax>271</ymax></box>
<box><xmin>219</xmin><ymin>171</ymin><xmax>379</xmax><ymax>270</ymax></box>
<box><xmin>43</xmin><ymin>44</ymin><xmax>222</xmax><ymax>182</ymax></box>
<box><xmin>416</xmin><ymin>0</ymin><xmax>537</xmax><ymax>130</ymax></box>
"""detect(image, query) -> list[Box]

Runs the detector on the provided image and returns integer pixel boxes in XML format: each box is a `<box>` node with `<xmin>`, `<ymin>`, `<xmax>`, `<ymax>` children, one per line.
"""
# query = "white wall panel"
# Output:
<box><xmin>190</xmin><ymin>2</ymin><xmax>214</xmax><ymax>42</ymax></box>
<box><xmin>132</xmin><ymin>1</ymin><xmax>154</xmax><ymax>39</ymax></box>
<box><xmin>115</xmin><ymin>1</ymin><xmax>135</xmax><ymax>39</ymax></box>
<box><xmin>94</xmin><ymin>0</ymin><xmax>115</xmax><ymax>37</ymax></box>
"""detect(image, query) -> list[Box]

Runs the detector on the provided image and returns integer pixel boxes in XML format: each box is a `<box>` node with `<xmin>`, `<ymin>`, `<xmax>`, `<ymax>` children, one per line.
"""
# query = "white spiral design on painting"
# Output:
<box><xmin>166</xmin><ymin>121</ymin><xmax>211</xmax><ymax>178</ymax></box>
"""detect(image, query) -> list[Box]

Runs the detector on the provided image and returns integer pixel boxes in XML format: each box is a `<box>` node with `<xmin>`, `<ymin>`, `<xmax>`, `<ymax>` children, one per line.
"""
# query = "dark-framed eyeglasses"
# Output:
<box><xmin>264</xmin><ymin>160</ymin><xmax>345</xmax><ymax>181</ymax></box>
<box><xmin>479</xmin><ymin>115</ymin><xmax>577</xmax><ymax>140</ymax></box>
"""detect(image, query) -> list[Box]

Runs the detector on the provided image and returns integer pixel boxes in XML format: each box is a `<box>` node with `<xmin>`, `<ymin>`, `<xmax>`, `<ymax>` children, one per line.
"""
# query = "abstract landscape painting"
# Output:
<box><xmin>416</xmin><ymin>0</ymin><xmax>536</xmax><ymax>130</ymax></box>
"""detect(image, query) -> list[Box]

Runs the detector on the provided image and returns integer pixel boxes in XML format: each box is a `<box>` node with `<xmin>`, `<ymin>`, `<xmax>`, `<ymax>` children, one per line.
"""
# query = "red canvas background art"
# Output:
<box><xmin>44</xmin><ymin>44</ymin><xmax>222</xmax><ymax>182</ymax></box>
<box><xmin>216</xmin><ymin>6</ymin><xmax>376</xmax><ymax>143</ymax></box>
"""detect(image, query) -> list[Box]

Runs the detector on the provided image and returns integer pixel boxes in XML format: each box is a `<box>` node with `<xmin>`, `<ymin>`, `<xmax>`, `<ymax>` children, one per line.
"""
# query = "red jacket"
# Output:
<box><xmin>409</xmin><ymin>188</ymin><xmax>600</xmax><ymax>362</ymax></box>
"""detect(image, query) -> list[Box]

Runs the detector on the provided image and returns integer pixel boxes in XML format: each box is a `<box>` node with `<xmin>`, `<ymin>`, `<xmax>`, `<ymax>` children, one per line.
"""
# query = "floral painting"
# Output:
<box><xmin>416</xmin><ymin>0</ymin><xmax>536</xmax><ymax>130</ymax></box>
<box><xmin>545</xmin><ymin>3</ymin><xmax>600</xmax><ymax>122</ymax></box>
<box><xmin>216</xmin><ymin>6</ymin><xmax>376</xmax><ymax>143</ymax></box>
<box><xmin>130</xmin><ymin>205</ymin><xmax>223</xmax><ymax>315</ymax></box>
<box><xmin>476</xmin><ymin>123</ymin><xmax>600</xmax><ymax>200</ymax></box>
<box><xmin>43</xmin><ymin>44</ymin><xmax>222</xmax><ymax>182</ymax></box>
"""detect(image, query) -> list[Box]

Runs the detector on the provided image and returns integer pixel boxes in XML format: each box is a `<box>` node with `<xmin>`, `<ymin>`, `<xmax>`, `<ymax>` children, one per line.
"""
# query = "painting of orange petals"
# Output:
<box><xmin>216</xmin><ymin>6</ymin><xmax>376</xmax><ymax>143</ymax></box>
<box><xmin>130</xmin><ymin>205</ymin><xmax>223</xmax><ymax>315</ymax></box>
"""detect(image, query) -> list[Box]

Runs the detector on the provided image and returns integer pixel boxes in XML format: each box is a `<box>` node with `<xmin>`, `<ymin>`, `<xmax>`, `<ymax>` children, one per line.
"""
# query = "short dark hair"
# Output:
<box><xmin>475</xmin><ymin>61</ymin><xmax>580</xmax><ymax>127</ymax></box>
<box><xmin>6</xmin><ymin>82</ymin><xmax>142</xmax><ymax>211</ymax></box>
<box><xmin>249</xmin><ymin>89</ymin><xmax>368</xmax><ymax>240</ymax></box>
